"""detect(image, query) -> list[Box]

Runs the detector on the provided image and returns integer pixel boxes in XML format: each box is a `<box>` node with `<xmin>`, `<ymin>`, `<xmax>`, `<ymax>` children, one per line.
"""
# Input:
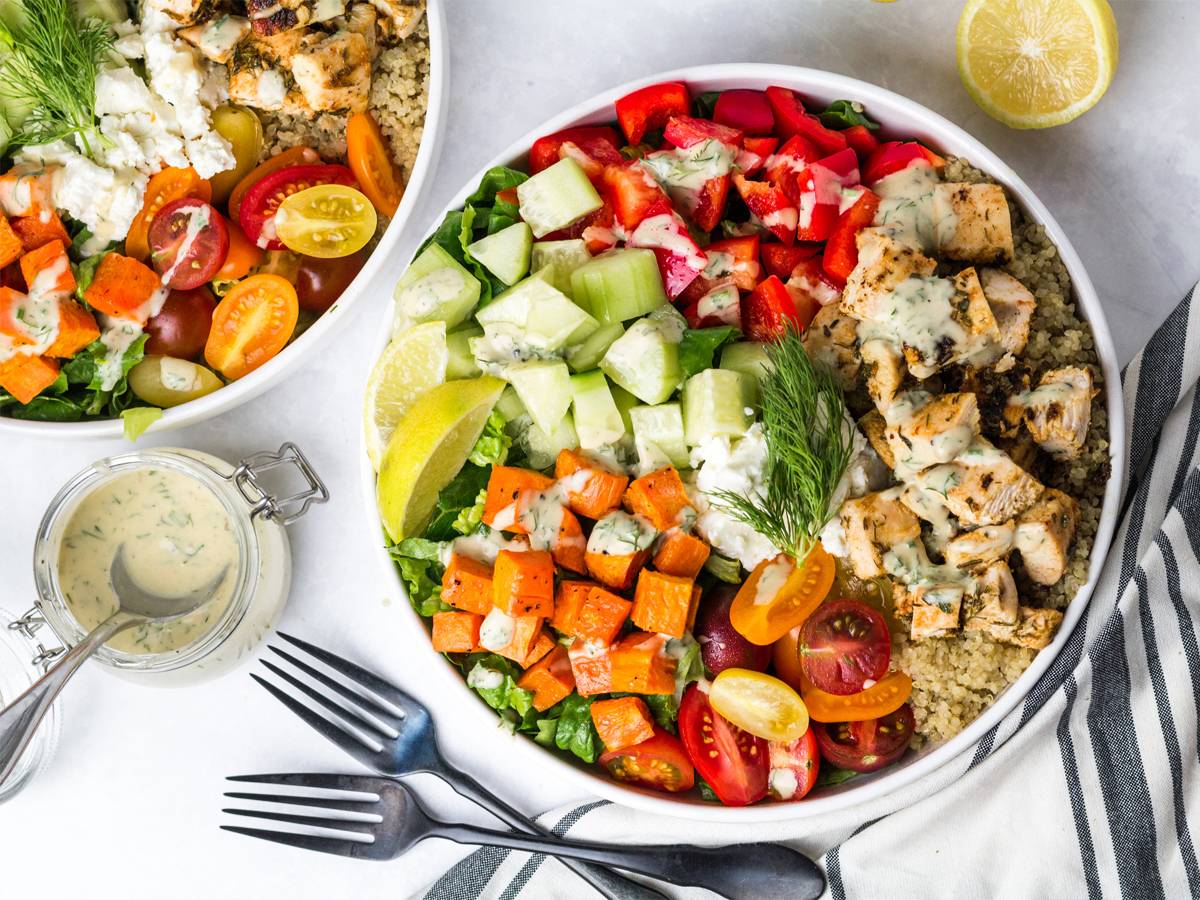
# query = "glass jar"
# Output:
<box><xmin>30</xmin><ymin>443</ymin><xmax>327</xmax><ymax>688</ymax></box>
<box><xmin>0</xmin><ymin>608</ymin><xmax>63</xmax><ymax>804</ymax></box>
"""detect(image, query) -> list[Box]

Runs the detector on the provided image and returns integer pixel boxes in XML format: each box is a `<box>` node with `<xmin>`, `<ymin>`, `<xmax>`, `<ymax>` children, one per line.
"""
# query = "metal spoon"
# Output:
<box><xmin>0</xmin><ymin>544</ymin><xmax>228</xmax><ymax>784</ymax></box>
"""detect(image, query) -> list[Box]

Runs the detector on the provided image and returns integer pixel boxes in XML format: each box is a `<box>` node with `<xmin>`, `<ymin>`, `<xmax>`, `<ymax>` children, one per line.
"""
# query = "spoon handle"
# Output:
<box><xmin>429</xmin><ymin>821</ymin><xmax>825</xmax><ymax>900</ymax></box>
<box><xmin>436</xmin><ymin>760</ymin><xmax>668</xmax><ymax>900</ymax></box>
<box><xmin>0</xmin><ymin>614</ymin><xmax>136</xmax><ymax>785</ymax></box>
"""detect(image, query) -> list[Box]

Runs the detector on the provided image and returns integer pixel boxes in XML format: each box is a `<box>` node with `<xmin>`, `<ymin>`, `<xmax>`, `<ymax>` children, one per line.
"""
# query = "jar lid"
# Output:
<box><xmin>0</xmin><ymin>608</ymin><xmax>63</xmax><ymax>803</ymax></box>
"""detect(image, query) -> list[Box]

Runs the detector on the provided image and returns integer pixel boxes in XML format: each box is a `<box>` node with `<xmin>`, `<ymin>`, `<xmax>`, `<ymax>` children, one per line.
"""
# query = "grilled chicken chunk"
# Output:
<box><xmin>802</xmin><ymin>304</ymin><xmax>860</xmax><ymax>389</ymax></box>
<box><xmin>899</xmin><ymin>482</ymin><xmax>957</xmax><ymax>551</ymax></box>
<box><xmin>910</xmin><ymin>583</ymin><xmax>965</xmax><ymax>640</ymax></box>
<box><xmin>1010</xmin><ymin>366</ymin><xmax>1096</xmax><ymax>460</ymax></box>
<box><xmin>944</xmin><ymin>520</ymin><xmax>1015</xmax><ymax>569</ymax></box>
<box><xmin>931</xmin><ymin>183</ymin><xmax>1014</xmax><ymax>265</ymax></box>
<box><xmin>229</xmin><ymin>31</ymin><xmax>312</xmax><ymax>113</ymax></box>
<box><xmin>334</xmin><ymin>3</ymin><xmax>379</xmax><ymax>58</ymax></box>
<box><xmin>964</xmin><ymin>559</ymin><xmax>1020</xmax><ymax>628</ymax></box>
<box><xmin>841</xmin><ymin>228</ymin><xmax>937</xmax><ymax>322</ymax></box>
<box><xmin>859</xmin><ymin>409</ymin><xmax>895</xmax><ymax>469</ymax></box>
<box><xmin>860</xmin><ymin>338</ymin><xmax>905</xmax><ymax>409</ymax></box>
<box><xmin>974</xmin><ymin>606</ymin><xmax>1064</xmax><ymax>650</ymax></box>
<box><xmin>967</xmin><ymin>268</ymin><xmax>1037</xmax><ymax>371</ymax></box>
<box><xmin>917</xmin><ymin>437</ymin><xmax>1043</xmax><ymax>527</ymax></box>
<box><xmin>179</xmin><ymin>14</ymin><xmax>251</xmax><ymax>64</ymax></box>
<box><xmin>368</xmin><ymin>0</ymin><xmax>426</xmax><ymax>38</ymax></box>
<box><xmin>1015</xmin><ymin>488</ymin><xmax>1078</xmax><ymax>585</ymax></box>
<box><xmin>883</xmin><ymin>391</ymin><xmax>980</xmax><ymax>473</ymax></box>
<box><xmin>839</xmin><ymin>490</ymin><xmax>922</xmax><ymax>579</ymax></box>
<box><xmin>248</xmin><ymin>0</ymin><xmax>348</xmax><ymax>35</ymax></box>
<box><xmin>292</xmin><ymin>29</ymin><xmax>372</xmax><ymax>112</ymax></box>
<box><xmin>146</xmin><ymin>0</ymin><xmax>225</xmax><ymax>26</ymax></box>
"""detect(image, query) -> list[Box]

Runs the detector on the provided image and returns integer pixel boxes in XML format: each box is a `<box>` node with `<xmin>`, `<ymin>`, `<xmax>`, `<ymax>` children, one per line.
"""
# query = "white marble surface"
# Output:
<box><xmin>2</xmin><ymin>1</ymin><xmax>1199</xmax><ymax>897</ymax></box>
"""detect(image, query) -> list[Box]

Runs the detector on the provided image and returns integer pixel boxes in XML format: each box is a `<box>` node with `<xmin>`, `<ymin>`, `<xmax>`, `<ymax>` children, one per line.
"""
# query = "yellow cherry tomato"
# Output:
<box><xmin>729</xmin><ymin>544</ymin><xmax>836</xmax><ymax>646</ymax></box>
<box><xmin>274</xmin><ymin>184</ymin><xmax>377</xmax><ymax>258</ymax></box>
<box><xmin>802</xmin><ymin>671</ymin><xmax>914</xmax><ymax>723</ymax></box>
<box><xmin>209</xmin><ymin>104</ymin><xmax>265</xmax><ymax>205</ymax></box>
<box><xmin>709</xmin><ymin>668</ymin><xmax>810</xmax><ymax>742</ymax></box>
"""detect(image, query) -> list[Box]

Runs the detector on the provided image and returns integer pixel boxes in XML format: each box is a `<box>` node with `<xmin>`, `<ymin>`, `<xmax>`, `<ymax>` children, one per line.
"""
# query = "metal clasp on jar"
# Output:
<box><xmin>228</xmin><ymin>443</ymin><xmax>330</xmax><ymax>526</ymax></box>
<box><xmin>9</xmin><ymin>609</ymin><xmax>66</xmax><ymax>671</ymax></box>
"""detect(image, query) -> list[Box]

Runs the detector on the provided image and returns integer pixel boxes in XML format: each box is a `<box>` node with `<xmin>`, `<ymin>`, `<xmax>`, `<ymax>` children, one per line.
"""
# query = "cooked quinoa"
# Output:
<box><xmin>891</xmin><ymin>157</ymin><xmax>1110</xmax><ymax>747</ymax></box>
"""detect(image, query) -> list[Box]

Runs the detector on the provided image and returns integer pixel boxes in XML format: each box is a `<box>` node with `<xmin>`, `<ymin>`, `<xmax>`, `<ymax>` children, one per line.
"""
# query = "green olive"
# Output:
<box><xmin>129</xmin><ymin>356</ymin><xmax>223</xmax><ymax>408</ymax></box>
<box><xmin>209</xmin><ymin>104</ymin><xmax>264</xmax><ymax>205</ymax></box>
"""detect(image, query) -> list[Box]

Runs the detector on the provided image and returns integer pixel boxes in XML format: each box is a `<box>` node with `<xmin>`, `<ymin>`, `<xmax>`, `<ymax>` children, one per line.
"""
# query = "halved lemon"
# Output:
<box><xmin>364</xmin><ymin>322</ymin><xmax>449</xmax><ymax>471</ymax></box>
<box><xmin>957</xmin><ymin>0</ymin><xmax>1118</xmax><ymax>129</ymax></box>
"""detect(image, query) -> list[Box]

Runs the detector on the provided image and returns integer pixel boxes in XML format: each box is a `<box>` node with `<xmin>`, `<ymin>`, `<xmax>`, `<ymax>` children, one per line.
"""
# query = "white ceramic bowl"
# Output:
<box><xmin>361</xmin><ymin>64</ymin><xmax>1127</xmax><ymax>822</ymax></box>
<box><xmin>0</xmin><ymin>0</ymin><xmax>449</xmax><ymax>440</ymax></box>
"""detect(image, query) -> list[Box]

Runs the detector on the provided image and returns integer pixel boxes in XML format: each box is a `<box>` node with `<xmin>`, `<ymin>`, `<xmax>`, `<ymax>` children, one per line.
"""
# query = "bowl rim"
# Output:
<box><xmin>0</xmin><ymin>0</ymin><xmax>450</xmax><ymax>440</ymax></box>
<box><xmin>360</xmin><ymin>62</ymin><xmax>1128</xmax><ymax>823</ymax></box>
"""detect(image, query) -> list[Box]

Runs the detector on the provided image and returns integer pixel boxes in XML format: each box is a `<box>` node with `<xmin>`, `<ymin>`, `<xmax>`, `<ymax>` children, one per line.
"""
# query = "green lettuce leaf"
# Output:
<box><xmin>386</xmin><ymin>542</ymin><xmax>444</xmax><ymax>617</ymax></box>
<box><xmin>678</xmin><ymin>327</ymin><xmax>737</xmax><ymax>380</ymax></box>
<box><xmin>451</xmin><ymin>488</ymin><xmax>488</xmax><ymax>537</ymax></box>
<box><xmin>425</xmin><ymin>462</ymin><xmax>491</xmax><ymax>541</ymax></box>
<box><xmin>468</xmin><ymin>409</ymin><xmax>511</xmax><ymax>467</ymax></box>
<box><xmin>819</xmin><ymin>99</ymin><xmax>880</xmax><ymax>131</ymax></box>
<box><xmin>550</xmin><ymin>693</ymin><xmax>601</xmax><ymax>764</ymax></box>
<box><xmin>120</xmin><ymin>406</ymin><xmax>161</xmax><ymax>440</ymax></box>
<box><xmin>463</xmin><ymin>653</ymin><xmax>535</xmax><ymax>720</ymax></box>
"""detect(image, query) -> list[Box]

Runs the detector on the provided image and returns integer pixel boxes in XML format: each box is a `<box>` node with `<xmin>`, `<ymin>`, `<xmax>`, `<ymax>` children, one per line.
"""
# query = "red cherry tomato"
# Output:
<box><xmin>598</xmin><ymin>727</ymin><xmax>695</xmax><ymax>793</ymax></box>
<box><xmin>145</xmin><ymin>288</ymin><xmax>217</xmax><ymax>359</ymax></box>
<box><xmin>812</xmin><ymin>704</ymin><xmax>915</xmax><ymax>773</ymax></box>
<box><xmin>238</xmin><ymin>164</ymin><xmax>355</xmax><ymax>251</ymax></box>
<box><xmin>678</xmin><ymin>684</ymin><xmax>769</xmax><ymax>806</ymax></box>
<box><xmin>148</xmin><ymin>198</ymin><xmax>229</xmax><ymax>290</ymax></box>
<box><xmin>800</xmin><ymin>599</ymin><xmax>891</xmax><ymax>695</ymax></box>
<box><xmin>295</xmin><ymin>250</ymin><xmax>367</xmax><ymax>313</ymax></box>
<box><xmin>766</xmin><ymin>728</ymin><xmax>820</xmax><ymax>801</ymax></box>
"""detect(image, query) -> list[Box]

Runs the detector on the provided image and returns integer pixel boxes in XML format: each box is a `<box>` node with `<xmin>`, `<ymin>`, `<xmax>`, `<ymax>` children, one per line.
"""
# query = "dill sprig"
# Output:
<box><xmin>710</xmin><ymin>327</ymin><xmax>855</xmax><ymax>561</ymax></box>
<box><xmin>0</xmin><ymin>0</ymin><xmax>112</xmax><ymax>155</ymax></box>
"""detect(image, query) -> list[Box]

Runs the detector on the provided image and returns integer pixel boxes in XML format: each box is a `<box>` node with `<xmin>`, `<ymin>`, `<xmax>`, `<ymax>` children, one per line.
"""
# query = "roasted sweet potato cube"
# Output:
<box><xmin>652</xmin><ymin>530</ymin><xmax>711</xmax><ymax>579</ymax></box>
<box><xmin>491</xmin><ymin>613</ymin><xmax>544</xmax><ymax>664</ymax></box>
<box><xmin>441</xmin><ymin>553</ymin><xmax>494</xmax><ymax>615</ymax></box>
<box><xmin>517</xmin><ymin>645</ymin><xmax>575</xmax><ymax>711</ymax></box>
<box><xmin>0</xmin><ymin>353</ymin><xmax>59</xmax><ymax>405</ymax></box>
<box><xmin>610</xmin><ymin>632</ymin><xmax>676</xmax><ymax>694</ymax></box>
<box><xmin>493</xmin><ymin>549</ymin><xmax>555</xmax><ymax>617</ymax></box>
<box><xmin>631</xmin><ymin>569</ymin><xmax>695</xmax><ymax>638</ymax></box>
<box><xmin>555</xmin><ymin>448</ymin><xmax>629</xmax><ymax>518</ymax></box>
<box><xmin>551</xmin><ymin>580</ymin><xmax>596</xmax><ymax>636</ymax></box>
<box><xmin>0</xmin><ymin>217</ymin><xmax>22</xmax><ymax>268</ymax></box>
<box><xmin>567</xmin><ymin>639</ymin><xmax>613</xmax><ymax>696</ymax></box>
<box><xmin>19</xmin><ymin>239</ymin><xmax>76</xmax><ymax>295</ymax></box>
<box><xmin>431</xmin><ymin>611</ymin><xmax>483</xmax><ymax>653</ymax></box>
<box><xmin>10</xmin><ymin>209</ymin><xmax>70</xmax><ymax>253</ymax></box>
<box><xmin>574</xmin><ymin>587</ymin><xmax>632</xmax><ymax>645</ymax></box>
<box><xmin>482</xmin><ymin>466</ymin><xmax>554</xmax><ymax>531</ymax></box>
<box><xmin>585</xmin><ymin>549</ymin><xmax>651</xmax><ymax>591</ymax></box>
<box><xmin>624</xmin><ymin>467</ymin><xmax>694</xmax><ymax>530</ymax></box>
<box><xmin>590</xmin><ymin>696</ymin><xmax>656</xmax><ymax>752</ymax></box>
<box><xmin>517</xmin><ymin>629</ymin><xmax>556</xmax><ymax>668</ymax></box>
<box><xmin>45</xmin><ymin>300</ymin><xmax>99</xmax><ymax>358</ymax></box>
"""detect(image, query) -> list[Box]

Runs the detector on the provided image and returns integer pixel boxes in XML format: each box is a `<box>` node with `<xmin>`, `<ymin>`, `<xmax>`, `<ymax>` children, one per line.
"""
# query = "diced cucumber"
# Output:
<box><xmin>599</xmin><ymin>309</ymin><xmax>685</xmax><ymax>405</ymax></box>
<box><xmin>467</xmin><ymin>221</ymin><xmax>532</xmax><ymax>286</ymax></box>
<box><xmin>610</xmin><ymin>383</ymin><xmax>639</xmax><ymax>433</ymax></box>
<box><xmin>531</xmin><ymin>239</ymin><xmax>592</xmax><ymax>298</ymax></box>
<box><xmin>516</xmin><ymin>412</ymin><xmax>581</xmax><ymax>471</ymax></box>
<box><xmin>516</xmin><ymin>158</ymin><xmax>603</xmax><ymax>238</ymax></box>
<box><xmin>475</xmin><ymin>274</ymin><xmax>598</xmax><ymax>353</ymax></box>
<box><xmin>682</xmin><ymin>368</ymin><xmax>752</xmax><ymax>446</ymax></box>
<box><xmin>566</xmin><ymin>322</ymin><xmax>624</xmax><ymax>373</ymax></box>
<box><xmin>630</xmin><ymin>403</ymin><xmax>690</xmax><ymax>470</ymax></box>
<box><xmin>720</xmin><ymin>341</ymin><xmax>771</xmax><ymax>408</ymax></box>
<box><xmin>446</xmin><ymin>324</ymin><xmax>483</xmax><ymax>379</ymax></box>
<box><xmin>393</xmin><ymin>243</ymin><xmax>480</xmax><ymax>332</ymax></box>
<box><xmin>496</xmin><ymin>385</ymin><xmax>527</xmax><ymax>422</ymax></box>
<box><xmin>570</xmin><ymin>370</ymin><xmax>626</xmax><ymax>449</ymax></box>
<box><xmin>506</xmin><ymin>359</ymin><xmax>573</xmax><ymax>434</ymax></box>
<box><xmin>570</xmin><ymin>249</ymin><xmax>668</xmax><ymax>324</ymax></box>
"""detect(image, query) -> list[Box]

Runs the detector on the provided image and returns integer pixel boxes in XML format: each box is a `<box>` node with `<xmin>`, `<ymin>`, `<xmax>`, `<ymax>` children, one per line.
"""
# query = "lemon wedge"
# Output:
<box><xmin>957</xmin><ymin>0</ymin><xmax>1118</xmax><ymax>129</ymax></box>
<box><xmin>364</xmin><ymin>322</ymin><xmax>449</xmax><ymax>471</ymax></box>
<box><xmin>377</xmin><ymin>376</ymin><xmax>505</xmax><ymax>542</ymax></box>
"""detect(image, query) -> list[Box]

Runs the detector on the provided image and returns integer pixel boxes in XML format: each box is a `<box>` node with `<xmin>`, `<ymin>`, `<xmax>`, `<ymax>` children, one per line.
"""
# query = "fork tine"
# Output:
<box><xmin>267</xmin><ymin>645</ymin><xmax>401</xmax><ymax>722</ymax></box>
<box><xmin>249</xmin><ymin>674</ymin><xmax>384</xmax><ymax>761</ymax></box>
<box><xmin>226</xmin><ymin>772</ymin><xmax>385</xmax><ymax>793</ymax></box>
<box><xmin>220</xmin><ymin>825</ymin><xmax>369</xmax><ymax>858</ymax></box>
<box><xmin>223</xmin><ymin>807</ymin><xmax>379</xmax><ymax>834</ymax></box>
<box><xmin>276</xmin><ymin>632</ymin><xmax>413</xmax><ymax>710</ymax></box>
<box><xmin>224</xmin><ymin>791</ymin><xmax>380</xmax><ymax>814</ymax></box>
<box><xmin>260</xmin><ymin>659</ymin><xmax>397</xmax><ymax>739</ymax></box>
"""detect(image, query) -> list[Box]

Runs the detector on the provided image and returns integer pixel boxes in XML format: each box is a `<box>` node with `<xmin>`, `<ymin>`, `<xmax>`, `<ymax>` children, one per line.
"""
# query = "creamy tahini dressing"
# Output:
<box><xmin>753</xmin><ymin>555</ymin><xmax>793</xmax><ymax>605</ymax></box>
<box><xmin>872</xmin><ymin>162</ymin><xmax>957</xmax><ymax>254</ymax></box>
<box><xmin>629</xmin><ymin>213</ymin><xmax>707</xmax><ymax>271</ymax></box>
<box><xmin>857</xmin><ymin>275</ymin><xmax>965</xmax><ymax>374</ymax></box>
<box><xmin>397</xmin><ymin>268</ymin><xmax>468</xmax><ymax>319</ymax></box>
<box><xmin>57</xmin><ymin>468</ymin><xmax>238</xmax><ymax>654</ymax></box>
<box><xmin>586</xmin><ymin>510</ymin><xmax>656</xmax><ymax>556</ymax></box>
<box><xmin>0</xmin><ymin>253</ymin><xmax>71</xmax><ymax>365</ymax></box>
<box><xmin>643</xmin><ymin>138</ymin><xmax>736</xmax><ymax>216</ymax></box>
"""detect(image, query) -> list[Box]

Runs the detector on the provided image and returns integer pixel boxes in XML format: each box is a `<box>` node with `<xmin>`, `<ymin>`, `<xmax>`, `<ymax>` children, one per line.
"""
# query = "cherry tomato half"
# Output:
<box><xmin>346</xmin><ymin>111</ymin><xmax>405</xmax><ymax>217</ymax></box>
<box><xmin>599</xmin><ymin>727</ymin><xmax>695</xmax><ymax>793</ymax></box>
<box><xmin>228</xmin><ymin>146</ymin><xmax>321</xmax><ymax>222</ymax></box>
<box><xmin>296</xmin><ymin>249</ymin><xmax>366</xmax><ymax>313</ymax></box>
<box><xmin>273</xmin><ymin>184</ymin><xmax>376</xmax><ymax>258</ymax></box>
<box><xmin>216</xmin><ymin>216</ymin><xmax>265</xmax><ymax>282</ymax></box>
<box><xmin>679</xmin><ymin>684</ymin><xmax>769</xmax><ymax>807</ymax></box>
<box><xmin>238</xmin><ymin>164</ymin><xmax>355</xmax><ymax>250</ymax></box>
<box><xmin>145</xmin><ymin>288</ymin><xmax>216</xmax><ymax>360</ymax></box>
<box><xmin>767</xmin><ymin>728</ymin><xmax>820</xmax><ymax>801</ymax></box>
<box><xmin>125</xmin><ymin>167</ymin><xmax>212</xmax><ymax>261</ymax></box>
<box><xmin>729</xmin><ymin>545</ymin><xmax>836</xmax><ymax>646</ymax></box>
<box><xmin>812</xmin><ymin>704</ymin><xmax>915</xmax><ymax>773</ymax></box>
<box><xmin>803</xmin><ymin>671</ymin><xmax>914</xmax><ymax>723</ymax></box>
<box><xmin>709</xmin><ymin>668</ymin><xmax>810</xmax><ymax>743</ymax></box>
<box><xmin>203</xmin><ymin>273</ymin><xmax>298</xmax><ymax>381</ymax></box>
<box><xmin>771</xmin><ymin>625</ymin><xmax>807</xmax><ymax>693</ymax></box>
<box><xmin>800</xmin><ymin>599</ymin><xmax>891</xmax><ymax>695</ymax></box>
<box><xmin>148</xmin><ymin>198</ymin><xmax>229</xmax><ymax>290</ymax></box>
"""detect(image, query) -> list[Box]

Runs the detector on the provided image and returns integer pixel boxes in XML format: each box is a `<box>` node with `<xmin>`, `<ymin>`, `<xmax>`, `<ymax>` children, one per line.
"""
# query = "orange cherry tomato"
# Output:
<box><xmin>771</xmin><ymin>625</ymin><xmax>808</xmax><ymax>693</ymax></box>
<box><xmin>346</xmin><ymin>111</ymin><xmax>404</xmax><ymax>217</ymax></box>
<box><xmin>204</xmin><ymin>274</ymin><xmax>298</xmax><ymax>380</ymax></box>
<box><xmin>228</xmin><ymin>146</ymin><xmax>321</xmax><ymax>222</ymax></box>
<box><xmin>802</xmin><ymin>671</ymin><xmax>913</xmax><ymax>723</ymax></box>
<box><xmin>215</xmin><ymin>215</ymin><xmax>265</xmax><ymax>281</ymax></box>
<box><xmin>125</xmin><ymin>167</ymin><xmax>212</xmax><ymax>261</ymax></box>
<box><xmin>729</xmin><ymin>544</ymin><xmax>836</xmax><ymax>646</ymax></box>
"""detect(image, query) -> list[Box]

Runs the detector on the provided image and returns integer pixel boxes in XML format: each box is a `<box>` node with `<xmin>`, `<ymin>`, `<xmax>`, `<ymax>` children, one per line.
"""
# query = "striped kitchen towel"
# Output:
<box><xmin>425</xmin><ymin>286</ymin><xmax>1200</xmax><ymax>900</ymax></box>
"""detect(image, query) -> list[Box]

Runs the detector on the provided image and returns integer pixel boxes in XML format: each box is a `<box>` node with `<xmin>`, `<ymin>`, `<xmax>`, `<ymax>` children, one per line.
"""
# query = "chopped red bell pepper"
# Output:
<box><xmin>736</xmin><ymin>136</ymin><xmax>778</xmax><ymax>176</ymax></box>
<box><xmin>677</xmin><ymin>235</ymin><xmax>761</xmax><ymax>304</ymax></box>
<box><xmin>743</xmin><ymin>275</ymin><xmax>809</xmax><ymax>341</ymax></box>
<box><xmin>743</xmin><ymin>136</ymin><xmax>779</xmax><ymax>157</ymax></box>
<box><xmin>543</xmin><ymin>199</ymin><xmax>617</xmax><ymax>255</ymax></box>
<box><xmin>783</xmin><ymin>278</ymin><xmax>821</xmax><ymax>331</ymax></box>
<box><xmin>529</xmin><ymin>126</ymin><xmax>623</xmax><ymax>175</ymax></box>
<box><xmin>842</xmin><ymin>125</ymin><xmax>880</xmax><ymax>158</ymax></box>
<box><xmin>713</xmin><ymin>89</ymin><xmax>775</xmax><ymax>136</ymax></box>
<box><xmin>681</xmin><ymin>281</ymin><xmax>742</xmax><ymax>329</ymax></box>
<box><xmin>732</xmin><ymin>173</ymin><xmax>796</xmax><ymax>246</ymax></box>
<box><xmin>664</xmin><ymin>116</ymin><xmax>743</xmax><ymax>150</ymax></box>
<box><xmin>787</xmin><ymin>256</ymin><xmax>844</xmax><ymax>308</ymax></box>
<box><xmin>823</xmin><ymin>189</ymin><xmax>881</xmax><ymax>285</ymax></box>
<box><xmin>689</xmin><ymin>173</ymin><xmax>730</xmax><ymax>233</ymax></box>
<box><xmin>615</xmin><ymin>82</ymin><xmax>691</xmax><ymax>145</ymax></box>
<box><xmin>765</xmin><ymin>135</ymin><xmax>819</xmax><ymax>204</ymax></box>
<box><xmin>793</xmin><ymin>148</ymin><xmax>861</xmax><ymax>243</ymax></box>
<box><xmin>862</xmin><ymin>141</ymin><xmax>946</xmax><ymax>186</ymax></box>
<box><xmin>764</xmin><ymin>87</ymin><xmax>848</xmax><ymax>155</ymax></box>
<box><xmin>602</xmin><ymin>162</ymin><xmax>673</xmax><ymax>231</ymax></box>
<box><xmin>626</xmin><ymin>210</ymin><xmax>707</xmax><ymax>299</ymax></box>
<box><xmin>759</xmin><ymin>242</ymin><xmax>821</xmax><ymax>281</ymax></box>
